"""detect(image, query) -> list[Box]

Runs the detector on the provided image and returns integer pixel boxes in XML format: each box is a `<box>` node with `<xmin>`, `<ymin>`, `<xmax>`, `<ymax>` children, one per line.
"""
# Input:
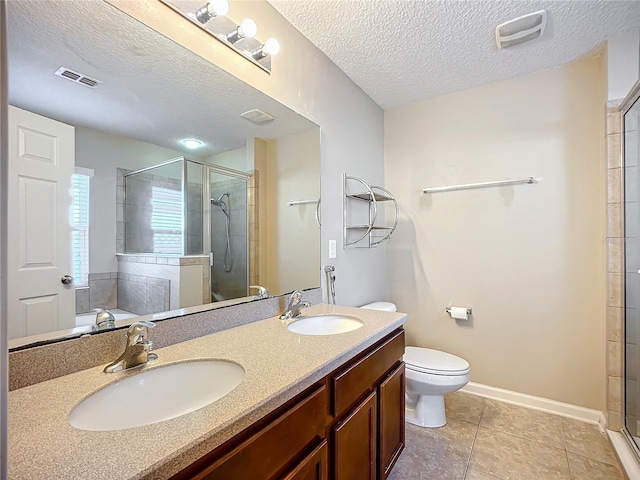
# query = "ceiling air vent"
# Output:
<box><xmin>54</xmin><ymin>67</ymin><xmax>102</xmax><ymax>89</ymax></box>
<box><xmin>495</xmin><ymin>10</ymin><xmax>546</xmax><ymax>49</ymax></box>
<box><xmin>241</xmin><ymin>109</ymin><xmax>274</xmax><ymax>125</ymax></box>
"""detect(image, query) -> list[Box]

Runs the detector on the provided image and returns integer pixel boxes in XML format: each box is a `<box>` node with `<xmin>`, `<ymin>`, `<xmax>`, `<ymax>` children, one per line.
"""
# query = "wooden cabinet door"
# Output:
<box><xmin>332</xmin><ymin>390</ymin><xmax>377</xmax><ymax>480</ymax></box>
<box><xmin>281</xmin><ymin>440</ymin><xmax>328</xmax><ymax>480</ymax></box>
<box><xmin>378</xmin><ymin>363</ymin><xmax>405</xmax><ymax>479</ymax></box>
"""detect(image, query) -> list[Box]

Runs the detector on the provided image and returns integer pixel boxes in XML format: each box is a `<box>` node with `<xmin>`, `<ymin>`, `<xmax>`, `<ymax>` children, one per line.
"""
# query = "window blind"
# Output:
<box><xmin>151</xmin><ymin>185</ymin><xmax>183</xmax><ymax>254</ymax></box>
<box><xmin>71</xmin><ymin>173</ymin><xmax>90</xmax><ymax>286</ymax></box>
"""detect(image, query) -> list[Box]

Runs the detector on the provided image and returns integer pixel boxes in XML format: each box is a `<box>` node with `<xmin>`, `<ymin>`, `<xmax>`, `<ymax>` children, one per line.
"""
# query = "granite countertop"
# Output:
<box><xmin>8</xmin><ymin>304</ymin><xmax>406</xmax><ymax>480</ymax></box>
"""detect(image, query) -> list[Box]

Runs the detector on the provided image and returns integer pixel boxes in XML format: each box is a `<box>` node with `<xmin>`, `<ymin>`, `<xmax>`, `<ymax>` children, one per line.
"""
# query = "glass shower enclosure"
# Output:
<box><xmin>123</xmin><ymin>157</ymin><xmax>250</xmax><ymax>302</ymax></box>
<box><xmin>624</xmin><ymin>83</ymin><xmax>640</xmax><ymax>455</ymax></box>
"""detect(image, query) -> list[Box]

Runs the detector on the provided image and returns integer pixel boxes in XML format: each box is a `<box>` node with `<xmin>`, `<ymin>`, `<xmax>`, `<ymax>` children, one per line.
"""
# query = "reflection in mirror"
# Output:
<box><xmin>624</xmin><ymin>87</ymin><xmax>640</xmax><ymax>450</ymax></box>
<box><xmin>7</xmin><ymin>0</ymin><xmax>320</xmax><ymax>348</ymax></box>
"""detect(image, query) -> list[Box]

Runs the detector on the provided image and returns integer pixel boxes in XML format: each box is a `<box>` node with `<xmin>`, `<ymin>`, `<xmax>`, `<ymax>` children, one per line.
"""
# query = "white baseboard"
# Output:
<box><xmin>461</xmin><ymin>382</ymin><xmax>607</xmax><ymax>430</ymax></box>
<box><xmin>608</xmin><ymin>430</ymin><xmax>640</xmax><ymax>480</ymax></box>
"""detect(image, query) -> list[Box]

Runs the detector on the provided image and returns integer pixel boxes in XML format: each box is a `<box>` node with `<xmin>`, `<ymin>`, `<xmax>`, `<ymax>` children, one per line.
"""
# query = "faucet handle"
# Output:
<box><xmin>289</xmin><ymin>290</ymin><xmax>304</xmax><ymax>305</ymax></box>
<box><xmin>250</xmin><ymin>285</ymin><xmax>270</xmax><ymax>299</ymax></box>
<box><xmin>127</xmin><ymin>321</ymin><xmax>155</xmax><ymax>345</ymax></box>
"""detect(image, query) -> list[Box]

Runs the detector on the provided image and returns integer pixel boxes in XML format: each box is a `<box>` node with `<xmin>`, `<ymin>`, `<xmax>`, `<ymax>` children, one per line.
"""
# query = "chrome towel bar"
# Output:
<box><xmin>422</xmin><ymin>176</ymin><xmax>535</xmax><ymax>194</ymax></box>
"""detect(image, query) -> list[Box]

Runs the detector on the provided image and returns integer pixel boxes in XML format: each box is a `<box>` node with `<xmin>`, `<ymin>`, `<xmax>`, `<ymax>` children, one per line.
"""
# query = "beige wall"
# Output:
<box><xmin>108</xmin><ymin>0</ymin><xmax>387</xmax><ymax>306</ymax></box>
<box><xmin>385</xmin><ymin>56</ymin><xmax>607</xmax><ymax>410</ymax></box>
<box><xmin>265</xmin><ymin>129</ymin><xmax>321</xmax><ymax>294</ymax></box>
<box><xmin>206</xmin><ymin>146</ymin><xmax>248</xmax><ymax>172</ymax></box>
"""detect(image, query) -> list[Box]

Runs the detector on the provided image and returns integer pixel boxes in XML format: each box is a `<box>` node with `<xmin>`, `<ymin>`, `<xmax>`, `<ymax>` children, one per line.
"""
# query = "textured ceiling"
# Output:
<box><xmin>7</xmin><ymin>1</ymin><xmax>315</xmax><ymax>157</ymax></box>
<box><xmin>268</xmin><ymin>0</ymin><xmax>640</xmax><ymax>109</ymax></box>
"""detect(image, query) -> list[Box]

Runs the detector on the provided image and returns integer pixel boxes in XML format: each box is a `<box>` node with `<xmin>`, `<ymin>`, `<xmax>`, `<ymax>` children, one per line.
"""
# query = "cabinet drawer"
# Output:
<box><xmin>192</xmin><ymin>384</ymin><xmax>328</xmax><ymax>480</ymax></box>
<box><xmin>331</xmin><ymin>329</ymin><xmax>405</xmax><ymax>417</ymax></box>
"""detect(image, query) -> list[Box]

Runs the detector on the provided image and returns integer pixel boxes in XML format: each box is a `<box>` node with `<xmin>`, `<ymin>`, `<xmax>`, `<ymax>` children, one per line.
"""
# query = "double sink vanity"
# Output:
<box><xmin>8</xmin><ymin>303</ymin><xmax>407</xmax><ymax>479</ymax></box>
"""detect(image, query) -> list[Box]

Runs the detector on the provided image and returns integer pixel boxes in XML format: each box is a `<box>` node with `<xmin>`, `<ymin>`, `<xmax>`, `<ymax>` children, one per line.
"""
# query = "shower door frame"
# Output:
<box><xmin>621</xmin><ymin>78</ymin><xmax>640</xmax><ymax>462</ymax></box>
<box><xmin>200</xmin><ymin>162</ymin><xmax>251</xmax><ymax>300</ymax></box>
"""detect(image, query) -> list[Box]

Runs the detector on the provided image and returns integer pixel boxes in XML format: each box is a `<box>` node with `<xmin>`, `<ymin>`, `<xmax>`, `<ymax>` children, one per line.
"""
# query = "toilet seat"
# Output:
<box><xmin>404</xmin><ymin>347</ymin><xmax>470</xmax><ymax>376</ymax></box>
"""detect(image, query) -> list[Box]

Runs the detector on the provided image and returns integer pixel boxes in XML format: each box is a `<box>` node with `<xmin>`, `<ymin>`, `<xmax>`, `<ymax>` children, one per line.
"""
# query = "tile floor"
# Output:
<box><xmin>388</xmin><ymin>392</ymin><xmax>626</xmax><ymax>480</ymax></box>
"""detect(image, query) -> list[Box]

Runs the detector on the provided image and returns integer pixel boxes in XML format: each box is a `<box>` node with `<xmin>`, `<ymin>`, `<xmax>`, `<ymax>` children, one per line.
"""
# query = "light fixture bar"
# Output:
<box><xmin>159</xmin><ymin>0</ymin><xmax>277</xmax><ymax>74</ymax></box>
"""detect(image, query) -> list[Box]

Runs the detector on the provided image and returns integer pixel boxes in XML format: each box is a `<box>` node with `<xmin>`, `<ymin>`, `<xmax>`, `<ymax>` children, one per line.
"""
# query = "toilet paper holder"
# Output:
<box><xmin>446</xmin><ymin>306</ymin><xmax>472</xmax><ymax>316</ymax></box>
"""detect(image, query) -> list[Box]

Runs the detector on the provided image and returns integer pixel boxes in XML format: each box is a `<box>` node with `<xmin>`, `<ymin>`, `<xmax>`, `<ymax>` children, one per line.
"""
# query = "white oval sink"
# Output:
<box><xmin>286</xmin><ymin>314</ymin><xmax>364</xmax><ymax>336</ymax></box>
<box><xmin>69</xmin><ymin>360</ymin><xmax>244</xmax><ymax>431</ymax></box>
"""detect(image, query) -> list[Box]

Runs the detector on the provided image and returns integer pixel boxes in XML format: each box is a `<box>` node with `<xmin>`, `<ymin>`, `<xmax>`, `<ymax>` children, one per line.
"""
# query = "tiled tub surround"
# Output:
<box><xmin>117</xmin><ymin>272</ymin><xmax>170</xmax><ymax>315</ymax></box>
<box><xmin>8</xmin><ymin>288</ymin><xmax>322</xmax><ymax>390</ymax></box>
<box><xmin>8</xmin><ymin>303</ymin><xmax>406</xmax><ymax>479</ymax></box>
<box><xmin>117</xmin><ymin>254</ymin><xmax>210</xmax><ymax>309</ymax></box>
<box><xmin>75</xmin><ymin>287</ymin><xmax>90</xmax><ymax>314</ymax></box>
<box><xmin>75</xmin><ymin>273</ymin><xmax>119</xmax><ymax>315</ymax></box>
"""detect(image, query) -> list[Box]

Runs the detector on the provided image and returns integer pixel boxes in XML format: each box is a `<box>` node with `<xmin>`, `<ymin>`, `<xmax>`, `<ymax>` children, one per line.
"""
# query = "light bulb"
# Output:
<box><xmin>209</xmin><ymin>0</ymin><xmax>229</xmax><ymax>16</ymax></box>
<box><xmin>263</xmin><ymin>38</ymin><xmax>280</xmax><ymax>56</ymax></box>
<box><xmin>194</xmin><ymin>0</ymin><xmax>228</xmax><ymax>23</ymax></box>
<box><xmin>238</xmin><ymin>18</ymin><xmax>257</xmax><ymax>38</ymax></box>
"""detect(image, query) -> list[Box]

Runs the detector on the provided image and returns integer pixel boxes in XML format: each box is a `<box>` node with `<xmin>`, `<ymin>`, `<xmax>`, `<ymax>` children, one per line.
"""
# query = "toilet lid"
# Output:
<box><xmin>403</xmin><ymin>347</ymin><xmax>470</xmax><ymax>375</ymax></box>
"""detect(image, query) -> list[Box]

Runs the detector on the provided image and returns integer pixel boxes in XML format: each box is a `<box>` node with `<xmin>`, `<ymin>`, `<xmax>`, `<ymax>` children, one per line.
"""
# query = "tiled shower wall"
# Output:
<box><xmin>608</xmin><ymin>102</ymin><xmax>624</xmax><ymax>431</ymax></box>
<box><xmin>210</xmin><ymin>177</ymin><xmax>248</xmax><ymax>301</ymax></box>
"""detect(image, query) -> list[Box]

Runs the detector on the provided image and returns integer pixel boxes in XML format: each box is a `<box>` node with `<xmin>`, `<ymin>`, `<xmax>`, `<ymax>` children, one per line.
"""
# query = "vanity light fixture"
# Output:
<box><xmin>194</xmin><ymin>0</ymin><xmax>229</xmax><ymax>24</ymax></box>
<box><xmin>181</xmin><ymin>138</ymin><xmax>202</xmax><ymax>149</ymax></box>
<box><xmin>252</xmin><ymin>38</ymin><xmax>280</xmax><ymax>60</ymax></box>
<box><xmin>159</xmin><ymin>0</ymin><xmax>279</xmax><ymax>73</ymax></box>
<box><xmin>226</xmin><ymin>18</ymin><xmax>257</xmax><ymax>44</ymax></box>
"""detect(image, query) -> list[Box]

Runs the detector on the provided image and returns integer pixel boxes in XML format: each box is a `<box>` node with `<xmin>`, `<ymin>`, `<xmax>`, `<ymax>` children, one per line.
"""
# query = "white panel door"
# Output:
<box><xmin>7</xmin><ymin>106</ymin><xmax>75</xmax><ymax>339</ymax></box>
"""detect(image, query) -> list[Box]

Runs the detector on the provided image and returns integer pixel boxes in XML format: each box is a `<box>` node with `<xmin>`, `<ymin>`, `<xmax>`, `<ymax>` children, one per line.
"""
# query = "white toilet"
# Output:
<box><xmin>360</xmin><ymin>302</ymin><xmax>470</xmax><ymax>428</ymax></box>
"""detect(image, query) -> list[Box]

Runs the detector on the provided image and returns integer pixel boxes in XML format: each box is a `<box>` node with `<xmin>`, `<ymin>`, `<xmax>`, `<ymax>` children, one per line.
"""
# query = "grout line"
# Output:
<box><xmin>464</xmin><ymin>398</ymin><xmax>485</xmax><ymax>477</ymax></box>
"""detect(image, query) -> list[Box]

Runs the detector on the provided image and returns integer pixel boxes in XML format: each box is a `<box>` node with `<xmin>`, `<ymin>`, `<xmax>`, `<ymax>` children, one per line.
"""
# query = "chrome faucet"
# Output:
<box><xmin>93</xmin><ymin>308</ymin><xmax>116</xmax><ymax>331</ymax></box>
<box><xmin>250</xmin><ymin>285</ymin><xmax>271</xmax><ymax>299</ymax></box>
<box><xmin>104</xmin><ymin>321</ymin><xmax>157</xmax><ymax>373</ymax></box>
<box><xmin>280</xmin><ymin>290</ymin><xmax>311</xmax><ymax>320</ymax></box>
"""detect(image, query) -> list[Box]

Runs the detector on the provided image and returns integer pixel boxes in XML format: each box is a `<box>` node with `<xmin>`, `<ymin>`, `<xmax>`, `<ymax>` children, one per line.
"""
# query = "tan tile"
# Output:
<box><xmin>608</xmin><ymin>111</ymin><xmax>622</xmax><ymax>135</ymax></box>
<box><xmin>470</xmin><ymin>427</ymin><xmax>571</xmax><ymax>479</ymax></box>
<box><xmin>608</xmin><ymin>133</ymin><xmax>623</xmax><ymax>169</ymax></box>
<box><xmin>607</xmin><ymin>410</ymin><xmax>622</xmax><ymax>431</ymax></box>
<box><xmin>479</xmin><ymin>399</ymin><xmax>564</xmax><ymax>449</ymax></box>
<box><xmin>607</xmin><ymin>203</ymin><xmax>622</xmax><ymax>238</ymax></box>
<box><xmin>608</xmin><ymin>273</ymin><xmax>623</xmax><ymax>307</ymax></box>
<box><xmin>608</xmin><ymin>341</ymin><xmax>622</xmax><ymax>377</ymax></box>
<box><xmin>465</xmin><ymin>468</ymin><xmax>505</xmax><ymax>480</ymax></box>
<box><xmin>464</xmin><ymin>468</ymin><xmax>505</xmax><ymax>480</ymax></box>
<box><xmin>561</xmin><ymin>418</ymin><xmax>618</xmax><ymax>466</ymax></box>
<box><xmin>608</xmin><ymin>376</ymin><xmax>622</xmax><ymax>413</ymax></box>
<box><xmin>567</xmin><ymin>451</ymin><xmax>624</xmax><ymax>479</ymax></box>
<box><xmin>405</xmin><ymin>418</ymin><xmax>477</xmax><ymax>465</ymax></box>
<box><xmin>445</xmin><ymin>392</ymin><xmax>484</xmax><ymax>425</ymax></box>
<box><xmin>608</xmin><ymin>168</ymin><xmax>622</xmax><ymax>204</ymax></box>
<box><xmin>608</xmin><ymin>238</ymin><xmax>623</xmax><ymax>273</ymax></box>
<box><xmin>388</xmin><ymin>421</ymin><xmax>474</xmax><ymax>480</ymax></box>
<box><xmin>607</xmin><ymin>307</ymin><xmax>623</xmax><ymax>342</ymax></box>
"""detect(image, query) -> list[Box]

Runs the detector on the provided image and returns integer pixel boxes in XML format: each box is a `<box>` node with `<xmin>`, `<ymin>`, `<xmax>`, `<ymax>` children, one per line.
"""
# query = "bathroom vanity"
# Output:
<box><xmin>8</xmin><ymin>305</ymin><xmax>406</xmax><ymax>479</ymax></box>
<box><xmin>172</xmin><ymin>329</ymin><xmax>405</xmax><ymax>480</ymax></box>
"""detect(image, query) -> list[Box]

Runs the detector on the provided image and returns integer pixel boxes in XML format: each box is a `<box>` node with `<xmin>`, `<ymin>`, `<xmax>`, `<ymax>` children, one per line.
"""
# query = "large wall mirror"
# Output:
<box><xmin>7</xmin><ymin>0</ymin><xmax>321</xmax><ymax>349</ymax></box>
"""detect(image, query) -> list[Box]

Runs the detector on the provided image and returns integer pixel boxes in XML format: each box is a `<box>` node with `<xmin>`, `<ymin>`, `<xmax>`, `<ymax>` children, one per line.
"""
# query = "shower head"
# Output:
<box><xmin>211</xmin><ymin>192</ymin><xmax>230</xmax><ymax>206</ymax></box>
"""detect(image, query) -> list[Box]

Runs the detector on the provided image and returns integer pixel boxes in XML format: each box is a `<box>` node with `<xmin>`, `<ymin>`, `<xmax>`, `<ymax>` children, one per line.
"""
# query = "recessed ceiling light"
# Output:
<box><xmin>181</xmin><ymin>138</ymin><xmax>202</xmax><ymax>149</ymax></box>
